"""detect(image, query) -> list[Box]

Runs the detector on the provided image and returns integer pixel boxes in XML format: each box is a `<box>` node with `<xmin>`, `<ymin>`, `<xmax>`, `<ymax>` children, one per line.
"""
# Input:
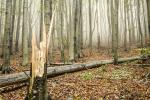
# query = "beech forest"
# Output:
<box><xmin>0</xmin><ymin>0</ymin><xmax>150</xmax><ymax>99</ymax></box>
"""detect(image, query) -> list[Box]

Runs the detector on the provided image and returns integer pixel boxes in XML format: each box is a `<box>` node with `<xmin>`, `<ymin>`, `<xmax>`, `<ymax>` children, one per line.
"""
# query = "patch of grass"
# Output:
<box><xmin>80</xmin><ymin>72</ymin><xmax>94</xmax><ymax>80</ymax></box>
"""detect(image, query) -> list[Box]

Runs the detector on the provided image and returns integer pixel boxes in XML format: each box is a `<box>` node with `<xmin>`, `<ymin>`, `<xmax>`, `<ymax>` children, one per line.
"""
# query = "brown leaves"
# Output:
<box><xmin>0</xmin><ymin>48</ymin><xmax>149</xmax><ymax>99</ymax></box>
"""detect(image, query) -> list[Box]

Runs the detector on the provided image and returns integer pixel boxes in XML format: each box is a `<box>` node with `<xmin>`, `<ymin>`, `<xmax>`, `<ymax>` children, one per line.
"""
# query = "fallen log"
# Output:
<box><xmin>0</xmin><ymin>56</ymin><xmax>142</xmax><ymax>87</ymax></box>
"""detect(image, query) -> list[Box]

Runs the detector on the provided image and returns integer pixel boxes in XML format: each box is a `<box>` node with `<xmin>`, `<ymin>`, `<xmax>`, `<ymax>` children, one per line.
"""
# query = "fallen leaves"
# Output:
<box><xmin>0</xmin><ymin>48</ymin><xmax>149</xmax><ymax>99</ymax></box>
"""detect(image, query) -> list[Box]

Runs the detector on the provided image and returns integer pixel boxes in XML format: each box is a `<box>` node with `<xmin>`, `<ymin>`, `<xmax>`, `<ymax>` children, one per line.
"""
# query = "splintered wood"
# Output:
<box><xmin>32</xmin><ymin>27</ymin><xmax>46</xmax><ymax>78</ymax></box>
<box><xmin>31</xmin><ymin>8</ymin><xmax>55</xmax><ymax>78</ymax></box>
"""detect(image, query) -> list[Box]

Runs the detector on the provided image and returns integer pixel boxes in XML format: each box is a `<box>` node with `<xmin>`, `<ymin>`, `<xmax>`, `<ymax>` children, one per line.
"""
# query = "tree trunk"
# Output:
<box><xmin>1</xmin><ymin>0</ymin><xmax>12</xmax><ymax>74</ymax></box>
<box><xmin>137</xmin><ymin>0</ymin><xmax>144</xmax><ymax>52</ymax></box>
<box><xmin>124</xmin><ymin>0</ymin><xmax>127</xmax><ymax>51</ymax></box>
<box><xmin>26</xmin><ymin>0</ymin><xmax>54</xmax><ymax>99</ymax></box>
<box><xmin>15</xmin><ymin>0</ymin><xmax>22</xmax><ymax>52</ymax></box>
<box><xmin>60</xmin><ymin>1</ymin><xmax>65</xmax><ymax>62</ymax></box>
<box><xmin>77</xmin><ymin>0</ymin><xmax>83</xmax><ymax>58</ymax></box>
<box><xmin>69</xmin><ymin>0</ymin><xmax>75</xmax><ymax>62</ymax></box>
<box><xmin>9</xmin><ymin>0</ymin><xmax>16</xmax><ymax>55</ymax></box>
<box><xmin>127</xmin><ymin>0</ymin><xmax>132</xmax><ymax>49</ymax></box>
<box><xmin>88</xmin><ymin>0</ymin><xmax>92</xmax><ymax>54</ymax></box>
<box><xmin>22</xmin><ymin>0</ymin><xmax>29</xmax><ymax>66</ymax></box>
<box><xmin>111</xmin><ymin>0</ymin><xmax>119</xmax><ymax>64</ymax></box>
<box><xmin>147</xmin><ymin>0</ymin><xmax>150</xmax><ymax>32</ymax></box>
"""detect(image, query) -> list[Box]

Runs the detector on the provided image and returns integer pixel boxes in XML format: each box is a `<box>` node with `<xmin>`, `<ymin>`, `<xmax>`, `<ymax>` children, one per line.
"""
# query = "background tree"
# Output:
<box><xmin>111</xmin><ymin>0</ymin><xmax>119</xmax><ymax>64</ymax></box>
<box><xmin>9</xmin><ymin>0</ymin><xmax>16</xmax><ymax>55</ymax></box>
<box><xmin>88</xmin><ymin>0</ymin><xmax>92</xmax><ymax>54</ymax></box>
<box><xmin>22</xmin><ymin>0</ymin><xmax>29</xmax><ymax>66</ymax></box>
<box><xmin>1</xmin><ymin>0</ymin><xmax>12</xmax><ymax>73</ymax></box>
<box><xmin>15</xmin><ymin>0</ymin><xmax>22</xmax><ymax>52</ymax></box>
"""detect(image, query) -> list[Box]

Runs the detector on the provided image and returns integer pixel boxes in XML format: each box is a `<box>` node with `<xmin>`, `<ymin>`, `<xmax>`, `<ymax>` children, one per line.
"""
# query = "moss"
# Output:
<box><xmin>80</xmin><ymin>72</ymin><xmax>94</xmax><ymax>80</ymax></box>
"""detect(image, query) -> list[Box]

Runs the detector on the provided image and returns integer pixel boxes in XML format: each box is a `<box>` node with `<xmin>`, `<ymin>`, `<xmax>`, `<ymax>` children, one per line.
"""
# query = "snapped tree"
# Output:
<box><xmin>26</xmin><ymin>0</ymin><xmax>56</xmax><ymax>99</ymax></box>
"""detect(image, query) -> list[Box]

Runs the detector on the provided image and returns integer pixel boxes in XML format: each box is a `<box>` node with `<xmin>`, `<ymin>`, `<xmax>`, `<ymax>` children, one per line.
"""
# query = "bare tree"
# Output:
<box><xmin>1</xmin><ymin>0</ymin><xmax>12</xmax><ymax>73</ymax></box>
<box><xmin>111</xmin><ymin>0</ymin><xmax>119</xmax><ymax>64</ymax></box>
<box><xmin>22</xmin><ymin>0</ymin><xmax>29</xmax><ymax>66</ymax></box>
<box><xmin>15</xmin><ymin>0</ymin><xmax>22</xmax><ymax>52</ymax></box>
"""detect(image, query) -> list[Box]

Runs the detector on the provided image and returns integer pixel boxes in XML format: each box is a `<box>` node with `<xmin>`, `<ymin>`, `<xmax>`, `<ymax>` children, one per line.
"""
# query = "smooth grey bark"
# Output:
<box><xmin>88</xmin><ymin>0</ymin><xmax>92</xmax><ymax>54</ymax></box>
<box><xmin>44</xmin><ymin>0</ymin><xmax>53</xmax><ymax>63</ymax></box>
<box><xmin>111</xmin><ymin>0</ymin><xmax>119</xmax><ymax>64</ymax></box>
<box><xmin>69</xmin><ymin>0</ymin><xmax>75</xmax><ymax>62</ymax></box>
<box><xmin>44</xmin><ymin>0</ymin><xmax>52</xmax><ymax>33</ymax></box>
<box><xmin>0</xmin><ymin>0</ymin><xmax>6</xmax><ymax>56</ymax></box>
<box><xmin>9</xmin><ymin>0</ymin><xmax>16</xmax><ymax>55</ymax></box>
<box><xmin>124</xmin><ymin>0</ymin><xmax>128</xmax><ymax>51</ymax></box>
<box><xmin>142</xmin><ymin>0</ymin><xmax>149</xmax><ymax>45</ymax></box>
<box><xmin>127</xmin><ymin>0</ymin><xmax>132</xmax><ymax>49</ymax></box>
<box><xmin>1</xmin><ymin>0</ymin><xmax>12</xmax><ymax>73</ymax></box>
<box><xmin>137</xmin><ymin>0</ymin><xmax>144</xmax><ymax>50</ymax></box>
<box><xmin>15</xmin><ymin>0</ymin><xmax>22</xmax><ymax>52</ymax></box>
<box><xmin>22</xmin><ymin>0</ymin><xmax>29</xmax><ymax>66</ymax></box>
<box><xmin>74</xmin><ymin>0</ymin><xmax>79</xmax><ymax>60</ymax></box>
<box><xmin>77</xmin><ymin>0</ymin><xmax>83</xmax><ymax>58</ymax></box>
<box><xmin>59</xmin><ymin>0</ymin><xmax>65</xmax><ymax>62</ymax></box>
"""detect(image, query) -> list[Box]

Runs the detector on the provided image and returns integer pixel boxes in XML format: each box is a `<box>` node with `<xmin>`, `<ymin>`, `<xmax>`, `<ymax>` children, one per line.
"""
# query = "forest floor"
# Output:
<box><xmin>0</xmin><ymin>48</ymin><xmax>150</xmax><ymax>100</ymax></box>
<box><xmin>1</xmin><ymin>60</ymin><xmax>150</xmax><ymax>100</ymax></box>
<box><xmin>0</xmin><ymin>47</ymin><xmax>141</xmax><ymax>73</ymax></box>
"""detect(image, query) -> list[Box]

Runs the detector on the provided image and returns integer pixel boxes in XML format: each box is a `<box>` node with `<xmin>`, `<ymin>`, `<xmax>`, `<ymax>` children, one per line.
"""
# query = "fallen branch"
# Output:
<box><xmin>0</xmin><ymin>56</ymin><xmax>142</xmax><ymax>87</ymax></box>
<box><xmin>0</xmin><ymin>83</ymin><xmax>27</xmax><ymax>93</ymax></box>
<box><xmin>132</xmin><ymin>64</ymin><xmax>150</xmax><ymax>67</ymax></box>
<box><xmin>49</xmin><ymin>63</ymin><xmax>72</xmax><ymax>66</ymax></box>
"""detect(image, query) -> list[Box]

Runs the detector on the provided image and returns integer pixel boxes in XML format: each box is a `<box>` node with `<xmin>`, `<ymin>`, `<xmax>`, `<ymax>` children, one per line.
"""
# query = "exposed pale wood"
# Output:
<box><xmin>0</xmin><ymin>56</ymin><xmax>143</xmax><ymax>87</ymax></box>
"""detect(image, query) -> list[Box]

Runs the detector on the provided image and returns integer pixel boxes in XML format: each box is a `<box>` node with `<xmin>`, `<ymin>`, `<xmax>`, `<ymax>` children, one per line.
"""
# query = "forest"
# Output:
<box><xmin>0</xmin><ymin>0</ymin><xmax>150</xmax><ymax>99</ymax></box>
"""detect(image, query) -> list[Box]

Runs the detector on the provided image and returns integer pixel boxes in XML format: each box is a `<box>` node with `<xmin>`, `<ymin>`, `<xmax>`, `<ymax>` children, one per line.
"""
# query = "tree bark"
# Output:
<box><xmin>124</xmin><ymin>0</ymin><xmax>127</xmax><ymax>51</ymax></box>
<box><xmin>88</xmin><ymin>0</ymin><xmax>92</xmax><ymax>54</ymax></box>
<box><xmin>15</xmin><ymin>0</ymin><xmax>22</xmax><ymax>52</ymax></box>
<box><xmin>26</xmin><ymin>0</ymin><xmax>53</xmax><ymax>99</ymax></box>
<box><xmin>111</xmin><ymin>0</ymin><xmax>119</xmax><ymax>64</ymax></box>
<box><xmin>9</xmin><ymin>0</ymin><xmax>16</xmax><ymax>55</ymax></box>
<box><xmin>137</xmin><ymin>0</ymin><xmax>144</xmax><ymax>51</ymax></box>
<box><xmin>22</xmin><ymin>0</ymin><xmax>29</xmax><ymax>66</ymax></box>
<box><xmin>147</xmin><ymin>0</ymin><xmax>150</xmax><ymax>32</ymax></box>
<box><xmin>69</xmin><ymin>0</ymin><xmax>75</xmax><ymax>62</ymax></box>
<box><xmin>1</xmin><ymin>0</ymin><xmax>12</xmax><ymax>74</ymax></box>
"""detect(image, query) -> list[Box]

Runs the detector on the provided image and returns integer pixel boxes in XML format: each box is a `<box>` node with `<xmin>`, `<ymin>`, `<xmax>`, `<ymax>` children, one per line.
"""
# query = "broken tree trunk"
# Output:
<box><xmin>0</xmin><ymin>56</ymin><xmax>143</xmax><ymax>87</ymax></box>
<box><xmin>26</xmin><ymin>1</ymin><xmax>56</xmax><ymax>99</ymax></box>
<box><xmin>26</xmin><ymin>16</ymin><xmax>49</xmax><ymax>100</ymax></box>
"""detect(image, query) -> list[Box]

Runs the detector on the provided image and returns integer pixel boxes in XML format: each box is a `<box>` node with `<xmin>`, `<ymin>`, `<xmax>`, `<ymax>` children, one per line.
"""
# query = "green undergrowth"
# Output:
<box><xmin>110</xmin><ymin>67</ymin><xmax>133</xmax><ymax>80</ymax></box>
<box><xmin>137</xmin><ymin>47</ymin><xmax>150</xmax><ymax>56</ymax></box>
<box><xmin>80</xmin><ymin>72</ymin><xmax>94</xmax><ymax>80</ymax></box>
<box><xmin>80</xmin><ymin>64</ymin><xmax>133</xmax><ymax>80</ymax></box>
